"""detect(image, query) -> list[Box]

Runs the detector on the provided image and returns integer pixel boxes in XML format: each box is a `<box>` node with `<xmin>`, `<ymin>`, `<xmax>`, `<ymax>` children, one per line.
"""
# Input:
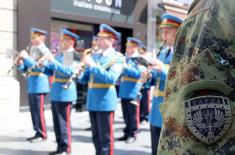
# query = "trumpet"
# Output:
<box><xmin>78</xmin><ymin>48</ymin><xmax>93</xmax><ymax>59</ymax></box>
<box><xmin>7</xmin><ymin>46</ymin><xmax>30</xmax><ymax>74</ymax></box>
<box><xmin>61</xmin><ymin>62</ymin><xmax>86</xmax><ymax>90</ymax></box>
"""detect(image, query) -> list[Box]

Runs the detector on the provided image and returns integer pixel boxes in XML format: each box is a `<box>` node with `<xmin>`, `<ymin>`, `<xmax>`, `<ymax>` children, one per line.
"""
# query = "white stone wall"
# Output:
<box><xmin>0</xmin><ymin>0</ymin><xmax>17</xmax><ymax>49</ymax></box>
<box><xmin>0</xmin><ymin>77</ymin><xmax>20</xmax><ymax>118</ymax></box>
<box><xmin>0</xmin><ymin>0</ymin><xmax>17</xmax><ymax>76</ymax></box>
<box><xmin>0</xmin><ymin>0</ymin><xmax>20</xmax><ymax>117</ymax></box>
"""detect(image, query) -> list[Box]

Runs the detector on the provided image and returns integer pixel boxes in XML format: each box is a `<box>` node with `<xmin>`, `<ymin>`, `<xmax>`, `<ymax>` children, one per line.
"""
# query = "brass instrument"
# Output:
<box><xmin>23</xmin><ymin>54</ymin><xmax>47</xmax><ymax>78</ymax></box>
<box><xmin>139</xmin><ymin>41</ymin><xmax>166</xmax><ymax>83</ymax></box>
<box><xmin>7</xmin><ymin>46</ymin><xmax>30</xmax><ymax>74</ymax></box>
<box><xmin>22</xmin><ymin>48</ymin><xmax>49</xmax><ymax>78</ymax></box>
<box><xmin>9</xmin><ymin>45</ymin><xmax>50</xmax><ymax>78</ymax></box>
<box><xmin>62</xmin><ymin>48</ymin><xmax>93</xmax><ymax>90</ymax></box>
<box><xmin>130</xmin><ymin>56</ymin><xmax>153</xmax><ymax>83</ymax></box>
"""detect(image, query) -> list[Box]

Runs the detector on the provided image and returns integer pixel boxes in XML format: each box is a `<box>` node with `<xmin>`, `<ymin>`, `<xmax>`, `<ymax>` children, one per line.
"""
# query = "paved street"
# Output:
<box><xmin>0</xmin><ymin>104</ymin><xmax>151</xmax><ymax>155</ymax></box>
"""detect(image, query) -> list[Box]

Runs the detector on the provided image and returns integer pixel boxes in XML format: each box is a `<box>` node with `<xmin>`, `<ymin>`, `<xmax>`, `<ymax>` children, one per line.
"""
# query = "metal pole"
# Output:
<box><xmin>147</xmin><ymin>0</ymin><xmax>157</xmax><ymax>58</ymax></box>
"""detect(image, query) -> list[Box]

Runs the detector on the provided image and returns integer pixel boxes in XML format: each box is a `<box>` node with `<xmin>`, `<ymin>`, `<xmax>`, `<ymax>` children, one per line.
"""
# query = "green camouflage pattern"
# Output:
<box><xmin>158</xmin><ymin>0</ymin><xmax>235</xmax><ymax>154</ymax></box>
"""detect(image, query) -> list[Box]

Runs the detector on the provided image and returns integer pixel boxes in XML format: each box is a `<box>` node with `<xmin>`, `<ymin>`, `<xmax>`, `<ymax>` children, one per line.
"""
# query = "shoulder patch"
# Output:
<box><xmin>185</xmin><ymin>95</ymin><xmax>232</xmax><ymax>145</ymax></box>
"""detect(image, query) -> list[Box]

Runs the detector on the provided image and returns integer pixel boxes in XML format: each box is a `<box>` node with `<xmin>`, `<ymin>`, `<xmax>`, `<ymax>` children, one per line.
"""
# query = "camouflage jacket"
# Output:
<box><xmin>158</xmin><ymin>0</ymin><xmax>235</xmax><ymax>155</ymax></box>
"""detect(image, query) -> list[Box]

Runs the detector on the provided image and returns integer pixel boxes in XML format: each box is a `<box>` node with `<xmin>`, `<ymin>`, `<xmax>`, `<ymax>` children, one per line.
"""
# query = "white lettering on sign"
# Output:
<box><xmin>115</xmin><ymin>0</ymin><xmax>122</xmax><ymax>8</ymax></box>
<box><xmin>106</xmin><ymin>0</ymin><xmax>112</xmax><ymax>6</ymax></box>
<box><xmin>96</xmin><ymin>0</ymin><xmax>103</xmax><ymax>4</ymax></box>
<box><xmin>73</xmin><ymin>0</ymin><xmax>122</xmax><ymax>14</ymax></box>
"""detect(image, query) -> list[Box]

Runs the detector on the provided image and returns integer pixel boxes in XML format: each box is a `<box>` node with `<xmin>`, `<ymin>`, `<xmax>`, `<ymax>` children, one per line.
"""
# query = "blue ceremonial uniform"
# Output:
<box><xmin>45</xmin><ymin>50</ymin><xmax>77</xmax><ymax>154</ymax></box>
<box><xmin>98</xmin><ymin>24</ymin><xmax>121</xmax><ymax>40</ymax></box>
<box><xmin>80</xmin><ymin>49</ymin><xmax>123</xmax><ymax>111</ymax></box>
<box><xmin>119</xmin><ymin>37</ymin><xmax>144</xmax><ymax>99</ymax></box>
<box><xmin>47</xmin><ymin>53</ymin><xmax>77</xmax><ymax>102</ymax></box>
<box><xmin>78</xmin><ymin>24</ymin><xmax>122</xmax><ymax>155</ymax></box>
<box><xmin>139</xmin><ymin>44</ymin><xmax>151</xmax><ymax>123</ymax></box>
<box><xmin>149</xmin><ymin>47</ymin><xmax>174</xmax><ymax>155</ymax></box>
<box><xmin>118</xmin><ymin>37</ymin><xmax>146</xmax><ymax>140</ymax></box>
<box><xmin>119</xmin><ymin>58</ymin><xmax>143</xmax><ymax>99</ymax></box>
<box><xmin>18</xmin><ymin>44</ymin><xmax>51</xmax><ymax>94</ymax></box>
<box><xmin>149</xmin><ymin>47</ymin><xmax>173</xmax><ymax>127</ymax></box>
<box><xmin>18</xmin><ymin>28</ymin><xmax>50</xmax><ymax>140</ymax></box>
<box><xmin>79</xmin><ymin>47</ymin><xmax>123</xmax><ymax>155</ymax></box>
<box><xmin>18</xmin><ymin>43</ymin><xmax>50</xmax><ymax>139</ymax></box>
<box><xmin>119</xmin><ymin>56</ymin><xmax>145</xmax><ymax>138</ymax></box>
<box><xmin>31</xmin><ymin>27</ymin><xmax>47</xmax><ymax>35</ymax></box>
<box><xmin>46</xmin><ymin>29</ymin><xmax>79</xmax><ymax>154</ymax></box>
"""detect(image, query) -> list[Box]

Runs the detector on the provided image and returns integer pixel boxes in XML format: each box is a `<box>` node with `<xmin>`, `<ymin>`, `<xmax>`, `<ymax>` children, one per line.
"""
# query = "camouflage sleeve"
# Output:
<box><xmin>158</xmin><ymin>0</ymin><xmax>235</xmax><ymax>155</ymax></box>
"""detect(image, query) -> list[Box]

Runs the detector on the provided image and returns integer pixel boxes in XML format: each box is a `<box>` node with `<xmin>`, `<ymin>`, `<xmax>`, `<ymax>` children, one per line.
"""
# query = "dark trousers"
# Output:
<box><xmin>89</xmin><ymin>111</ymin><xmax>114</xmax><ymax>155</ymax></box>
<box><xmin>140</xmin><ymin>89</ymin><xmax>150</xmax><ymax>122</ymax></box>
<box><xmin>51</xmin><ymin>102</ymin><xmax>72</xmax><ymax>153</ymax></box>
<box><xmin>121</xmin><ymin>99</ymin><xmax>138</xmax><ymax>137</ymax></box>
<box><xmin>150</xmin><ymin>125</ymin><xmax>161</xmax><ymax>155</ymax></box>
<box><xmin>28</xmin><ymin>93</ymin><xmax>47</xmax><ymax>139</ymax></box>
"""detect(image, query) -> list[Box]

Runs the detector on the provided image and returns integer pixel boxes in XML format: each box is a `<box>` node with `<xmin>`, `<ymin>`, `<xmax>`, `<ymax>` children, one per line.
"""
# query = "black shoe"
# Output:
<box><xmin>84</xmin><ymin>127</ymin><xmax>91</xmax><ymax>131</ymax></box>
<box><xmin>140</xmin><ymin>119</ymin><xmax>148</xmax><ymax>124</ymax></box>
<box><xmin>140</xmin><ymin>118</ymin><xmax>144</xmax><ymax>123</ymax></box>
<box><xmin>27</xmin><ymin>136</ymin><xmax>45</xmax><ymax>143</ymax></box>
<box><xmin>126</xmin><ymin>137</ymin><xmax>136</xmax><ymax>143</ymax></box>
<box><xmin>115</xmin><ymin>135</ymin><xmax>128</xmax><ymax>141</ymax></box>
<box><xmin>49</xmin><ymin>150</ymin><xmax>60</xmax><ymax>155</ymax></box>
<box><xmin>49</xmin><ymin>150</ymin><xmax>70</xmax><ymax>155</ymax></box>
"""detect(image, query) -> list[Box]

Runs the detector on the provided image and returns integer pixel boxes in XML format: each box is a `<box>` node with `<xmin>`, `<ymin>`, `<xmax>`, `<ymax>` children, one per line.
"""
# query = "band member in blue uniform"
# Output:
<box><xmin>117</xmin><ymin>37</ymin><xmax>146</xmax><ymax>143</ymax></box>
<box><xmin>17</xmin><ymin>28</ymin><xmax>50</xmax><ymax>143</ymax></box>
<box><xmin>138</xmin><ymin>44</ymin><xmax>152</xmax><ymax>123</ymax></box>
<box><xmin>42</xmin><ymin>29</ymin><xmax>80</xmax><ymax>155</ymax></box>
<box><xmin>78</xmin><ymin>24</ymin><xmax>123</xmax><ymax>155</ymax></box>
<box><xmin>148</xmin><ymin>13</ymin><xmax>183</xmax><ymax>155</ymax></box>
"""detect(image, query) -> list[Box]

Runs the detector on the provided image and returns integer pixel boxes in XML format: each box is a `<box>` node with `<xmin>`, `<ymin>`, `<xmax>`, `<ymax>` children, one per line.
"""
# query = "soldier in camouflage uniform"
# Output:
<box><xmin>158</xmin><ymin>0</ymin><xmax>235</xmax><ymax>155</ymax></box>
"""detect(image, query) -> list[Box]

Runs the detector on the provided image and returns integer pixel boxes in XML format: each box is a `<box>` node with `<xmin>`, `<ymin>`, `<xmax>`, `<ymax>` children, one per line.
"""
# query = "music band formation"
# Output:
<box><xmin>14</xmin><ymin>13</ymin><xmax>182</xmax><ymax>155</ymax></box>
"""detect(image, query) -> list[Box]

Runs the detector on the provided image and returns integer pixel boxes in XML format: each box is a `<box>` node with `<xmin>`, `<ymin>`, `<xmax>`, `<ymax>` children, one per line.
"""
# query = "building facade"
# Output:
<box><xmin>0</xmin><ymin>0</ymin><xmax>20</xmax><ymax>116</ymax></box>
<box><xmin>17</xmin><ymin>0</ymin><xmax>148</xmax><ymax>107</ymax></box>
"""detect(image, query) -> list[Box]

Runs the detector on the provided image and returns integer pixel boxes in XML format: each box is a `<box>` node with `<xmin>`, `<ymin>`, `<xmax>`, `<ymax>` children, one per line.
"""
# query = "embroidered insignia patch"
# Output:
<box><xmin>185</xmin><ymin>96</ymin><xmax>232</xmax><ymax>145</ymax></box>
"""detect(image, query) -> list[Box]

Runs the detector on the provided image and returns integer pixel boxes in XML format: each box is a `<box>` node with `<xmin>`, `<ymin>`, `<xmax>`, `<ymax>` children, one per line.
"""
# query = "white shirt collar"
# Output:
<box><xmin>37</xmin><ymin>43</ymin><xmax>46</xmax><ymax>49</ymax></box>
<box><xmin>65</xmin><ymin>47</ymin><xmax>75</xmax><ymax>53</ymax></box>
<box><xmin>126</xmin><ymin>51</ymin><xmax>139</xmax><ymax>58</ymax></box>
<box><xmin>102</xmin><ymin>46</ymin><xmax>115</xmax><ymax>57</ymax></box>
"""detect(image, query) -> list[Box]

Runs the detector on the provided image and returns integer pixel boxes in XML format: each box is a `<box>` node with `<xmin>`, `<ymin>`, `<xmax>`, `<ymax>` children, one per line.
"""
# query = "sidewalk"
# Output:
<box><xmin>0</xmin><ymin>104</ymin><xmax>151</xmax><ymax>155</ymax></box>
